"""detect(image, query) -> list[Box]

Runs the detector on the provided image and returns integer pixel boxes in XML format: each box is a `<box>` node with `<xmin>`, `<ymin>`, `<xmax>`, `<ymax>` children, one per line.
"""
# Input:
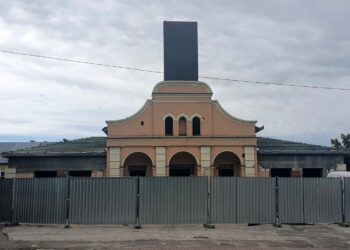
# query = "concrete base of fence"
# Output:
<box><xmin>273</xmin><ymin>223</ymin><xmax>282</xmax><ymax>228</ymax></box>
<box><xmin>203</xmin><ymin>224</ymin><xmax>215</xmax><ymax>229</ymax></box>
<box><xmin>134</xmin><ymin>225</ymin><xmax>142</xmax><ymax>229</ymax></box>
<box><xmin>338</xmin><ymin>223</ymin><xmax>350</xmax><ymax>227</ymax></box>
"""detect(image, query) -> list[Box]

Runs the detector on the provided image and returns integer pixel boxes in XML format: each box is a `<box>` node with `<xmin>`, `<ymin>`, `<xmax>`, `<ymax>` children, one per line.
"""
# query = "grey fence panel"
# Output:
<box><xmin>211</xmin><ymin>177</ymin><xmax>237</xmax><ymax>223</ymax></box>
<box><xmin>303</xmin><ymin>178</ymin><xmax>342</xmax><ymax>223</ymax></box>
<box><xmin>278</xmin><ymin>178</ymin><xmax>304</xmax><ymax>223</ymax></box>
<box><xmin>140</xmin><ymin>177</ymin><xmax>207</xmax><ymax>224</ymax></box>
<box><xmin>343</xmin><ymin>178</ymin><xmax>350</xmax><ymax>223</ymax></box>
<box><xmin>237</xmin><ymin>177</ymin><xmax>275</xmax><ymax>224</ymax></box>
<box><xmin>69</xmin><ymin>177</ymin><xmax>137</xmax><ymax>224</ymax></box>
<box><xmin>14</xmin><ymin>178</ymin><xmax>67</xmax><ymax>224</ymax></box>
<box><xmin>0</xmin><ymin>179</ymin><xmax>13</xmax><ymax>222</ymax></box>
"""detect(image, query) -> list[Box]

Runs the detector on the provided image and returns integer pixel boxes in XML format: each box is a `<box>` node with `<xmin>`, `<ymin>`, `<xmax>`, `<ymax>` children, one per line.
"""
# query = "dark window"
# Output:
<box><xmin>345</xmin><ymin>156</ymin><xmax>350</xmax><ymax>171</ymax></box>
<box><xmin>218</xmin><ymin>169</ymin><xmax>234</xmax><ymax>176</ymax></box>
<box><xmin>192</xmin><ymin>117</ymin><xmax>200</xmax><ymax>136</ymax></box>
<box><xmin>165</xmin><ymin>116</ymin><xmax>173</xmax><ymax>136</ymax></box>
<box><xmin>270</xmin><ymin>168</ymin><xmax>292</xmax><ymax>177</ymax></box>
<box><xmin>141</xmin><ymin>121</ymin><xmax>144</xmax><ymax>126</ymax></box>
<box><xmin>169</xmin><ymin>164</ymin><xmax>194</xmax><ymax>176</ymax></box>
<box><xmin>35</xmin><ymin>171</ymin><xmax>57</xmax><ymax>178</ymax></box>
<box><xmin>0</xmin><ymin>171</ymin><xmax>4</xmax><ymax>179</ymax></box>
<box><xmin>303</xmin><ymin>168</ymin><xmax>323</xmax><ymax>177</ymax></box>
<box><xmin>179</xmin><ymin>117</ymin><xmax>187</xmax><ymax>136</ymax></box>
<box><xmin>69</xmin><ymin>171</ymin><xmax>91</xmax><ymax>177</ymax></box>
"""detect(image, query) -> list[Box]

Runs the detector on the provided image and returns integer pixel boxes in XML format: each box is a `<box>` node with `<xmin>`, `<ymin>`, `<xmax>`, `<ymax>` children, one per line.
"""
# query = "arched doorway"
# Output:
<box><xmin>123</xmin><ymin>152</ymin><xmax>153</xmax><ymax>176</ymax></box>
<box><xmin>169</xmin><ymin>152</ymin><xmax>197</xmax><ymax>176</ymax></box>
<box><xmin>213</xmin><ymin>151</ymin><xmax>241</xmax><ymax>176</ymax></box>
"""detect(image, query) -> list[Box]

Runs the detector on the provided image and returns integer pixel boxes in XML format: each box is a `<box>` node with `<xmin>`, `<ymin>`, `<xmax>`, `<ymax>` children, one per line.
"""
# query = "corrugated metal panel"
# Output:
<box><xmin>278</xmin><ymin>178</ymin><xmax>304</xmax><ymax>223</ymax></box>
<box><xmin>14</xmin><ymin>178</ymin><xmax>67</xmax><ymax>224</ymax></box>
<box><xmin>343</xmin><ymin>178</ymin><xmax>350</xmax><ymax>223</ymax></box>
<box><xmin>0</xmin><ymin>179</ymin><xmax>13</xmax><ymax>222</ymax></box>
<box><xmin>211</xmin><ymin>177</ymin><xmax>236</xmax><ymax>223</ymax></box>
<box><xmin>303</xmin><ymin>178</ymin><xmax>342</xmax><ymax>223</ymax></box>
<box><xmin>69</xmin><ymin>177</ymin><xmax>137</xmax><ymax>224</ymax></box>
<box><xmin>237</xmin><ymin>177</ymin><xmax>275</xmax><ymax>224</ymax></box>
<box><xmin>139</xmin><ymin>177</ymin><xmax>207</xmax><ymax>224</ymax></box>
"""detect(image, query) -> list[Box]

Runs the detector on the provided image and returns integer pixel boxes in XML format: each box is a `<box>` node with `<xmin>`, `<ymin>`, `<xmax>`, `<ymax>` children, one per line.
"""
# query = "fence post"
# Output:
<box><xmin>134</xmin><ymin>176</ymin><xmax>141</xmax><ymax>229</ymax></box>
<box><xmin>204</xmin><ymin>175</ymin><xmax>215</xmax><ymax>229</ymax></box>
<box><xmin>273</xmin><ymin>176</ymin><xmax>282</xmax><ymax>227</ymax></box>
<box><xmin>10</xmin><ymin>177</ymin><xmax>17</xmax><ymax>225</ymax></box>
<box><xmin>64</xmin><ymin>176</ymin><xmax>71</xmax><ymax>228</ymax></box>
<box><xmin>339</xmin><ymin>177</ymin><xmax>349</xmax><ymax>227</ymax></box>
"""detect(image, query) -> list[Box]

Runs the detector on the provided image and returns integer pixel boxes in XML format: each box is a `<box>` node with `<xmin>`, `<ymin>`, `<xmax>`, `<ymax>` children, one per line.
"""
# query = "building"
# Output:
<box><xmin>0</xmin><ymin>141</ymin><xmax>50</xmax><ymax>178</ymax></box>
<box><xmin>2</xmin><ymin>21</ymin><xmax>348</xmax><ymax>178</ymax></box>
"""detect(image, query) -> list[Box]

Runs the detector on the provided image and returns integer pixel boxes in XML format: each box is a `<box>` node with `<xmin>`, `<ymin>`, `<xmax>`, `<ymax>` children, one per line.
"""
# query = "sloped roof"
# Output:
<box><xmin>2</xmin><ymin>137</ymin><xmax>106</xmax><ymax>157</ymax></box>
<box><xmin>0</xmin><ymin>142</ymin><xmax>50</xmax><ymax>163</ymax></box>
<box><xmin>257</xmin><ymin>137</ymin><xmax>348</xmax><ymax>155</ymax></box>
<box><xmin>2</xmin><ymin>136</ymin><xmax>348</xmax><ymax>158</ymax></box>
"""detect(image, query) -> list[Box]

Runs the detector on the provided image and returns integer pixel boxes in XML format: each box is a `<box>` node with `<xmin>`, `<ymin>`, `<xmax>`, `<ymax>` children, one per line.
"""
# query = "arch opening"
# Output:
<box><xmin>169</xmin><ymin>152</ymin><xmax>197</xmax><ymax>176</ymax></box>
<box><xmin>213</xmin><ymin>151</ymin><xmax>241</xmax><ymax>176</ymax></box>
<box><xmin>165</xmin><ymin>116</ymin><xmax>173</xmax><ymax>136</ymax></box>
<box><xmin>123</xmin><ymin>152</ymin><xmax>153</xmax><ymax>177</ymax></box>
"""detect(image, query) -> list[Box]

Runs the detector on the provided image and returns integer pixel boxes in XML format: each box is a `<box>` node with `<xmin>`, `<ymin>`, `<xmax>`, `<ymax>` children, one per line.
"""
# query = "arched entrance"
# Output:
<box><xmin>169</xmin><ymin>152</ymin><xmax>197</xmax><ymax>176</ymax></box>
<box><xmin>213</xmin><ymin>151</ymin><xmax>241</xmax><ymax>176</ymax></box>
<box><xmin>123</xmin><ymin>152</ymin><xmax>153</xmax><ymax>176</ymax></box>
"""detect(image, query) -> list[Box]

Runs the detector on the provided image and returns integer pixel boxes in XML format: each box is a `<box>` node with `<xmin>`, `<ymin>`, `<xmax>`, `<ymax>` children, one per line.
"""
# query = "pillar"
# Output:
<box><xmin>244</xmin><ymin>146</ymin><xmax>256</xmax><ymax>177</ymax></box>
<box><xmin>156</xmin><ymin>147</ymin><xmax>166</xmax><ymax>176</ymax></box>
<box><xmin>109</xmin><ymin>147</ymin><xmax>121</xmax><ymax>177</ymax></box>
<box><xmin>200</xmin><ymin>146</ymin><xmax>211</xmax><ymax>176</ymax></box>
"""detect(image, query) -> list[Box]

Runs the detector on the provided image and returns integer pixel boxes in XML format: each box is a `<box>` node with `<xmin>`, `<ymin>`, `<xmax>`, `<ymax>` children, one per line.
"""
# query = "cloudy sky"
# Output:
<box><xmin>0</xmin><ymin>0</ymin><xmax>349</xmax><ymax>145</ymax></box>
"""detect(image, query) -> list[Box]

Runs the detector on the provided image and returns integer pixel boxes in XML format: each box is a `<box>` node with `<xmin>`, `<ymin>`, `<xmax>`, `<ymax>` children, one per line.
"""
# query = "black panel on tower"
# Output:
<box><xmin>163</xmin><ymin>21</ymin><xmax>198</xmax><ymax>81</ymax></box>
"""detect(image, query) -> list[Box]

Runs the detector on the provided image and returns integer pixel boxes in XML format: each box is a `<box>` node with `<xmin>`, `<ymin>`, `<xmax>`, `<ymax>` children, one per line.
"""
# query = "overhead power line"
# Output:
<box><xmin>1</xmin><ymin>49</ymin><xmax>349</xmax><ymax>91</ymax></box>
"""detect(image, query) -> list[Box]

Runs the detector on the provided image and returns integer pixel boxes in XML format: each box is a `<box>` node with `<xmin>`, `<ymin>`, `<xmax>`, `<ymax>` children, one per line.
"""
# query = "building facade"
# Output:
<box><xmin>106</xmin><ymin>81</ymin><xmax>259</xmax><ymax>177</ymax></box>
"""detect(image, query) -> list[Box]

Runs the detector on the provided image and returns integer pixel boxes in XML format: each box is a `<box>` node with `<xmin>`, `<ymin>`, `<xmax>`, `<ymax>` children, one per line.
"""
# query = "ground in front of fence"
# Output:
<box><xmin>1</xmin><ymin>224</ymin><xmax>350</xmax><ymax>249</ymax></box>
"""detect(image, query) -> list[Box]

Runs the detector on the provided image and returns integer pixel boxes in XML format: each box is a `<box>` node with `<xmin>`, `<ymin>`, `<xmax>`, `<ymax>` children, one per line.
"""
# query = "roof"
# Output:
<box><xmin>2</xmin><ymin>137</ymin><xmax>106</xmax><ymax>157</ymax></box>
<box><xmin>2</xmin><ymin>136</ymin><xmax>348</xmax><ymax>158</ymax></box>
<box><xmin>0</xmin><ymin>142</ymin><xmax>50</xmax><ymax>163</ymax></box>
<box><xmin>257</xmin><ymin>137</ymin><xmax>348</xmax><ymax>155</ymax></box>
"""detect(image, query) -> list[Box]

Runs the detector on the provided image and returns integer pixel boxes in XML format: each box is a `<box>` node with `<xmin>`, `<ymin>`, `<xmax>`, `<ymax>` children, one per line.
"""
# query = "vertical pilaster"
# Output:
<box><xmin>200</xmin><ymin>146</ymin><xmax>211</xmax><ymax>176</ymax></box>
<box><xmin>156</xmin><ymin>147</ymin><xmax>166</xmax><ymax>176</ymax></box>
<box><xmin>109</xmin><ymin>147</ymin><xmax>121</xmax><ymax>177</ymax></box>
<box><xmin>244</xmin><ymin>146</ymin><xmax>256</xmax><ymax>177</ymax></box>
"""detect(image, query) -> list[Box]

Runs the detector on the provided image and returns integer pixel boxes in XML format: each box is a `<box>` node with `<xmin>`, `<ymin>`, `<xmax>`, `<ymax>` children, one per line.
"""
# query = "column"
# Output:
<box><xmin>244</xmin><ymin>146</ymin><xmax>256</xmax><ymax>177</ymax></box>
<box><xmin>200</xmin><ymin>146</ymin><xmax>211</xmax><ymax>176</ymax></box>
<box><xmin>109</xmin><ymin>147</ymin><xmax>121</xmax><ymax>177</ymax></box>
<box><xmin>156</xmin><ymin>147</ymin><xmax>166</xmax><ymax>176</ymax></box>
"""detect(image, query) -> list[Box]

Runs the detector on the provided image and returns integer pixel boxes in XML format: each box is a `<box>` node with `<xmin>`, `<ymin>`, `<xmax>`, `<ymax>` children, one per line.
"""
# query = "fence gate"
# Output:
<box><xmin>0</xmin><ymin>179</ymin><xmax>13</xmax><ymax>223</ymax></box>
<box><xmin>13</xmin><ymin>178</ymin><xmax>68</xmax><ymax>224</ymax></box>
<box><xmin>139</xmin><ymin>177</ymin><xmax>207</xmax><ymax>224</ymax></box>
<box><xmin>69</xmin><ymin>177</ymin><xmax>137</xmax><ymax>224</ymax></box>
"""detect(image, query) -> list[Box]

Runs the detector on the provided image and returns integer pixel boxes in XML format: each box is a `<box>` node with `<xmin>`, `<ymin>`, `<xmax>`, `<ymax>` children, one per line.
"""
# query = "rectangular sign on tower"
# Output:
<box><xmin>163</xmin><ymin>21</ymin><xmax>198</xmax><ymax>81</ymax></box>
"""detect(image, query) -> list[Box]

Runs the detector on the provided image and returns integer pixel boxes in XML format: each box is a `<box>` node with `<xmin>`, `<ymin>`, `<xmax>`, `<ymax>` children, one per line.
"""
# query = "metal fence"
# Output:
<box><xmin>345</xmin><ymin>178</ymin><xmax>350</xmax><ymax>222</ymax></box>
<box><xmin>139</xmin><ymin>177</ymin><xmax>207</xmax><ymax>224</ymax></box>
<box><xmin>278</xmin><ymin>178</ymin><xmax>343</xmax><ymax>224</ymax></box>
<box><xmin>13</xmin><ymin>178</ymin><xmax>67</xmax><ymax>224</ymax></box>
<box><xmin>0</xmin><ymin>177</ymin><xmax>349</xmax><ymax>225</ymax></box>
<box><xmin>69</xmin><ymin>177</ymin><xmax>137</xmax><ymax>224</ymax></box>
<box><xmin>0</xmin><ymin>179</ymin><xmax>13</xmax><ymax>222</ymax></box>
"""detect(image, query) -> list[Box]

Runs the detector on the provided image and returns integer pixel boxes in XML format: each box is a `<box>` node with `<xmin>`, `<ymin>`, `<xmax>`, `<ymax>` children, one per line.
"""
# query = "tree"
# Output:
<box><xmin>331</xmin><ymin>133</ymin><xmax>350</xmax><ymax>149</ymax></box>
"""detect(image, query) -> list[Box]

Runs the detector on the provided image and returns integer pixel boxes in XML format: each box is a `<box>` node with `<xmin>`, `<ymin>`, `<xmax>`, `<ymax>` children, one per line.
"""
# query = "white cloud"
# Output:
<box><xmin>0</xmin><ymin>0</ymin><xmax>349</xmax><ymax>145</ymax></box>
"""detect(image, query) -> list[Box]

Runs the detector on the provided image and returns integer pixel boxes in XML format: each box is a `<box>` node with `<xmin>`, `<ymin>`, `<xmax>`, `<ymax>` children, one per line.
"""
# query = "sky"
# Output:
<box><xmin>0</xmin><ymin>0</ymin><xmax>349</xmax><ymax>146</ymax></box>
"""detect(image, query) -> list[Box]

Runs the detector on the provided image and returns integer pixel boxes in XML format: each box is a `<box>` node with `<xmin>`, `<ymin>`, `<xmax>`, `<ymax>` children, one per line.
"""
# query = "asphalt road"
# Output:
<box><xmin>1</xmin><ymin>224</ymin><xmax>350</xmax><ymax>249</ymax></box>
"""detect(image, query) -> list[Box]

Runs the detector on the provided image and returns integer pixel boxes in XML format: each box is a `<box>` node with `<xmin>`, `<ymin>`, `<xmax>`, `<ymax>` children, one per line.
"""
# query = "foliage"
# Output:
<box><xmin>331</xmin><ymin>133</ymin><xmax>350</xmax><ymax>149</ymax></box>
